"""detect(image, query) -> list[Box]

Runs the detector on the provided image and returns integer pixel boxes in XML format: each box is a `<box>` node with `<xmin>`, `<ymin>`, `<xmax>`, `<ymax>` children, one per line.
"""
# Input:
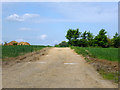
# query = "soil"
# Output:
<box><xmin>2</xmin><ymin>47</ymin><xmax>118</xmax><ymax>88</ymax></box>
<box><xmin>2</xmin><ymin>47</ymin><xmax>51</xmax><ymax>68</ymax></box>
<box><xmin>85</xmin><ymin>55</ymin><xmax>118</xmax><ymax>73</ymax></box>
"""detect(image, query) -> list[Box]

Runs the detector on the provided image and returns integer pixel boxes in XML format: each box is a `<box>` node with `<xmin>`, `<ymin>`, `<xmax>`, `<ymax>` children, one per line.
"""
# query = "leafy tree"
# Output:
<box><xmin>65</xmin><ymin>29</ymin><xmax>81</xmax><ymax>40</ymax></box>
<box><xmin>70</xmin><ymin>39</ymin><xmax>79</xmax><ymax>46</ymax></box>
<box><xmin>73</xmin><ymin>28</ymin><xmax>80</xmax><ymax>39</ymax></box>
<box><xmin>80</xmin><ymin>31</ymin><xmax>94</xmax><ymax>47</ymax></box>
<box><xmin>65</xmin><ymin>29</ymin><xmax>73</xmax><ymax>41</ymax></box>
<box><xmin>107</xmin><ymin>38</ymin><xmax>113</xmax><ymax>47</ymax></box>
<box><xmin>86</xmin><ymin>31</ymin><xmax>94</xmax><ymax>46</ymax></box>
<box><xmin>65</xmin><ymin>28</ymin><xmax>120</xmax><ymax>48</ymax></box>
<box><xmin>87</xmin><ymin>31</ymin><xmax>94</xmax><ymax>40</ymax></box>
<box><xmin>81</xmin><ymin>31</ymin><xmax>87</xmax><ymax>39</ymax></box>
<box><xmin>54</xmin><ymin>44</ymin><xmax>59</xmax><ymax>47</ymax></box>
<box><xmin>78</xmin><ymin>39</ymin><xmax>88</xmax><ymax>47</ymax></box>
<box><xmin>59</xmin><ymin>41</ymin><xmax>69</xmax><ymax>47</ymax></box>
<box><xmin>65</xmin><ymin>28</ymin><xmax>81</xmax><ymax>46</ymax></box>
<box><xmin>112</xmin><ymin>32</ymin><xmax>120</xmax><ymax>48</ymax></box>
<box><xmin>94</xmin><ymin>29</ymin><xmax>109</xmax><ymax>47</ymax></box>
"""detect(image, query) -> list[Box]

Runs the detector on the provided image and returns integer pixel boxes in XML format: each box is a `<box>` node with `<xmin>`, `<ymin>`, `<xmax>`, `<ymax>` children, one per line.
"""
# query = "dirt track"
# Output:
<box><xmin>2</xmin><ymin>47</ymin><xmax>118</xmax><ymax>88</ymax></box>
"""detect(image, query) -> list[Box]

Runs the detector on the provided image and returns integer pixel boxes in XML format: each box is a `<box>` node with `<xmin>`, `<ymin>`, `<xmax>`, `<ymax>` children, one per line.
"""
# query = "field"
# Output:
<box><xmin>2</xmin><ymin>45</ymin><xmax>119</xmax><ymax>62</ymax></box>
<box><xmin>71</xmin><ymin>46</ymin><xmax>119</xmax><ymax>83</ymax></box>
<box><xmin>71</xmin><ymin>46</ymin><xmax>119</xmax><ymax>62</ymax></box>
<box><xmin>2</xmin><ymin>45</ymin><xmax>48</xmax><ymax>59</ymax></box>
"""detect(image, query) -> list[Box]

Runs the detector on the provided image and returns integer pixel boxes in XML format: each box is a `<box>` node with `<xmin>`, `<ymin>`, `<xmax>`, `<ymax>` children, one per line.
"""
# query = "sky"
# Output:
<box><xmin>2</xmin><ymin>2</ymin><xmax>118</xmax><ymax>46</ymax></box>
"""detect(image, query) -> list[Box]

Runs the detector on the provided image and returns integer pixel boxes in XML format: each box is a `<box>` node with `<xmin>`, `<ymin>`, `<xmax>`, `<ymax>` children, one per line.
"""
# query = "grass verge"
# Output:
<box><xmin>71</xmin><ymin>46</ymin><xmax>119</xmax><ymax>62</ymax></box>
<box><xmin>2</xmin><ymin>45</ymin><xmax>49</xmax><ymax>59</ymax></box>
<box><xmin>98</xmin><ymin>69</ymin><xmax>119</xmax><ymax>83</ymax></box>
<box><xmin>71</xmin><ymin>46</ymin><xmax>119</xmax><ymax>83</ymax></box>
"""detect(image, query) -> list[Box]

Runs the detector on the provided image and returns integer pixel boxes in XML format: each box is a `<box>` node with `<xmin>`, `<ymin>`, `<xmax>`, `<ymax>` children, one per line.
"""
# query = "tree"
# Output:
<box><xmin>59</xmin><ymin>41</ymin><xmax>69</xmax><ymax>47</ymax></box>
<box><xmin>78</xmin><ymin>39</ymin><xmax>88</xmax><ymax>47</ymax></box>
<box><xmin>81</xmin><ymin>31</ymin><xmax>87</xmax><ymax>40</ymax></box>
<box><xmin>112</xmin><ymin>32</ymin><xmax>120</xmax><ymax>48</ymax></box>
<box><xmin>86</xmin><ymin>31</ymin><xmax>94</xmax><ymax>46</ymax></box>
<box><xmin>65</xmin><ymin>28</ymin><xmax>119</xmax><ymax>48</ymax></box>
<box><xmin>65</xmin><ymin>29</ymin><xmax>73</xmax><ymax>41</ymax></box>
<box><xmin>54</xmin><ymin>44</ymin><xmax>59</xmax><ymax>47</ymax></box>
<box><xmin>94</xmin><ymin>29</ymin><xmax>109</xmax><ymax>47</ymax></box>
<box><xmin>70</xmin><ymin>39</ymin><xmax>79</xmax><ymax>46</ymax></box>
<box><xmin>107</xmin><ymin>37</ymin><xmax>113</xmax><ymax>47</ymax></box>
<box><xmin>87</xmin><ymin>31</ymin><xmax>94</xmax><ymax>40</ymax></box>
<box><xmin>79</xmin><ymin>31</ymin><xmax>88</xmax><ymax>47</ymax></box>
<box><xmin>65</xmin><ymin>28</ymin><xmax>81</xmax><ymax>46</ymax></box>
<box><xmin>80</xmin><ymin>31</ymin><xmax>93</xmax><ymax>47</ymax></box>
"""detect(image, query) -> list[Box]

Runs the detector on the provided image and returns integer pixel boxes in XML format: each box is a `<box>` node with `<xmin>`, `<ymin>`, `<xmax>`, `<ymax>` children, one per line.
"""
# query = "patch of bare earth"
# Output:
<box><xmin>2</xmin><ymin>47</ymin><xmax>51</xmax><ymax>68</ymax></box>
<box><xmin>85</xmin><ymin>55</ymin><xmax>118</xmax><ymax>73</ymax></box>
<box><xmin>84</xmin><ymin>52</ymin><xmax>119</xmax><ymax>83</ymax></box>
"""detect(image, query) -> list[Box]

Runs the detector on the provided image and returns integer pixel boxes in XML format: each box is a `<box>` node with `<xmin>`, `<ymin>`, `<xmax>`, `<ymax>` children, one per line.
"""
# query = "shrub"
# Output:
<box><xmin>59</xmin><ymin>41</ymin><xmax>69</xmax><ymax>47</ymax></box>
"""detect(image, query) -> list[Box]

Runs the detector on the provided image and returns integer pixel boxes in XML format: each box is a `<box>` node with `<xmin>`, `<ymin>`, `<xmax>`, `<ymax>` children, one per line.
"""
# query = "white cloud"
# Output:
<box><xmin>22</xmin><ymin>13</ymin><xmax>39</xmax><ymax>19</ymax></box>
<box><xmin>19</xmin><ymin>27</ymin><xmax>31</xmax><ymax>31</ymax></box>
<box><xmin>6</xmin><ymin>13</ymin><xmax>40</xmax><ymax>22</ymax></box>
<box><xmin>6</xmin><ymin>14</ymin><xmax>24</xmax><ymax>22</ymax></box>
<box><xmin>39</xmin><ymin>34</ymin><xmax>47</xmax><ymax>40</ymax></box>
<box><xmin>4</xmin><ymin>2</ymin><xmax>118</xmax><ymax>24</ymax></box>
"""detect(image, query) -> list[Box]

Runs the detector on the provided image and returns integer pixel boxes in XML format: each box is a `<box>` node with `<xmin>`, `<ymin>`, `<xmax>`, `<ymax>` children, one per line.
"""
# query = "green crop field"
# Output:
<box><xmin>1</xmin><ymin>45</ymin><xmax>48</xmax><ymax>59</ymax></box>
<box><xmin>71</xmin><ymin>46</ymin><xmax>119</xmax><ymax>62</ymax></box>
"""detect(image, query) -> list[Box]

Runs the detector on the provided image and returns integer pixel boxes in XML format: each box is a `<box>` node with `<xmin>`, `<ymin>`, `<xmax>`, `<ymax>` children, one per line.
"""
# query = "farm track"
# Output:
<box><xmin>2</xmin><ymin>47</ymin><xmax>118</xmax><ymax>88</ymax></box>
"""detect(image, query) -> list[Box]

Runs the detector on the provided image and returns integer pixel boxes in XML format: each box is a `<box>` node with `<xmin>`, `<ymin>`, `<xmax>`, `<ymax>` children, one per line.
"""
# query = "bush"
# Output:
<box><xmin>55</xmin><ymin>44</ymin><xmax>59</xmax><ymax>47</ymax></box>
<box><xmin>59</xmin><ymin>41</ymin><xmax>69</xmax><ymax>47</ymax></box>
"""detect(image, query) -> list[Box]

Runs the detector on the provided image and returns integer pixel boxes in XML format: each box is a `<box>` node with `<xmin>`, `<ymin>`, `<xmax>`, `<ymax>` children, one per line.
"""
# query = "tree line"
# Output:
<box><xmin>55</xmin><ymin>28</ymin><xmax>120</xmax><ymax>48</ymax></box>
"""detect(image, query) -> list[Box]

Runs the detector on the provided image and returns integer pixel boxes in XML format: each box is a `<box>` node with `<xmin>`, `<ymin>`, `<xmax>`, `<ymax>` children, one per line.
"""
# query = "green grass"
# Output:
<box><xmin>71</xmin><ymin>46</ymin><xmax>119</xmax><ymax>62</ymax></box>
<box><xmin>1</xmin><ymin>45</ymin><xmax>48</xmax><ymax>59</ymax></box>
<box><xmin>99</xmin><ymin>69</ymin><xmax>119</xmax><ymax>83</ymax></box>
<box><xmin>71</xmin><ymin>46</ymin><xmax>88</xmax><ymax>57</ymax></box>
<box><xmin>71</xmin><ymin>46</ymin><xmax>119</xmax><ymax>83</ymax></box>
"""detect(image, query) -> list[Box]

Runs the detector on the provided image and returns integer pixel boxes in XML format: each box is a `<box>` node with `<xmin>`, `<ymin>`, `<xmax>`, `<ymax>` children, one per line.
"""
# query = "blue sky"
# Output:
<box><xmin>2</xmin><ymin>2</ymin><xmax>118</xmax><ymax>46</ymax></box>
